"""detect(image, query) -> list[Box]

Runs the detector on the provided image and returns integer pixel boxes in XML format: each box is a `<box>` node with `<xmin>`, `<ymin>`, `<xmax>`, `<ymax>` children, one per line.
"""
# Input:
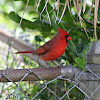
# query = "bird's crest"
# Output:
<box><xmin>57</xmin><ymin>27</ymin><xmax>69</xmax><ymax>35</ymax></box>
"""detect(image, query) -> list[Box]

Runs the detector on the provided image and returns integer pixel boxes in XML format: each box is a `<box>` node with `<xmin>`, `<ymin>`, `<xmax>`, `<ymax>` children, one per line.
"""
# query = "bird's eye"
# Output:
<box><xmin>65</xmin><ymin>35</ymin><xmax>69</xmax><ymax>38</ymax></box>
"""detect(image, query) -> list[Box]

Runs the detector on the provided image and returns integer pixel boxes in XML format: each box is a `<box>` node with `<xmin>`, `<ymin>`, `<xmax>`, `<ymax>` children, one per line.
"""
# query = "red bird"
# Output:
<box><xmin>15</xmin><ymin>28</ymin><xmax>72</xmax><ymax>61</ymax></box>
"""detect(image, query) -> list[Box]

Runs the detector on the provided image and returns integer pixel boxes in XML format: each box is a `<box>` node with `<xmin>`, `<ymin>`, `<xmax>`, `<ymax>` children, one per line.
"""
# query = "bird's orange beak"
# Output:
<box><xmin>67</xmin><ymin>36</ymin><xmax>72</xmax><ymax>40</ymax></box>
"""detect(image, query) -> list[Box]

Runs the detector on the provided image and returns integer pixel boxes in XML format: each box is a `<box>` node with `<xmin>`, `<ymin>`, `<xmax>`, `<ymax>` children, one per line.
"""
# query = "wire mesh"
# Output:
<box><xmin>0</xmin><ymin>27</ymin><xmax>100</xmax><ymax>100</ymax></box>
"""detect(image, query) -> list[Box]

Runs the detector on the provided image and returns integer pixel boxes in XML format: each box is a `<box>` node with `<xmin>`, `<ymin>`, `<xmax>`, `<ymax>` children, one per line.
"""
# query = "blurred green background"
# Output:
<box><xmin>0</xmin><ymin>0</ymin><xmax>100</xmax><ymax>99</ymax></box>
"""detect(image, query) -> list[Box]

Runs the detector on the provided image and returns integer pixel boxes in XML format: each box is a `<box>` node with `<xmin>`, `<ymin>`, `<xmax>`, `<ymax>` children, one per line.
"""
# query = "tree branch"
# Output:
<box><xmin>0</xmin><ymin>29</ymin><xmax>48</xmax><ymax>67</ymax></box>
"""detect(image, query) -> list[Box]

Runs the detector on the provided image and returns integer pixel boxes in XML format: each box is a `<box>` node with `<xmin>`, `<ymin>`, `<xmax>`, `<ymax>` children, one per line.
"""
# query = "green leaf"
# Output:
<box><xmin>74</xmin><ymin>57</ymin><xmax>85</xmax><ymax>69</ymax></box>
<box><xmin>66</xmin><ymin>60</ymin><xmax>70</xmax><ymax>65</ymax></box>
<box><xmin>35</xmin><ymin>35</ymin><xmax>44</xmax><ymax>42</ymax></box>
<box><xmin>8</xmin><ymin>11</ymin><xmax>52</xmax><ymax>36</ymax></box>
<box><xmin>8</xmin><ymin>11</ymin><xmax>41</xmax><ymax>29</ymax></box>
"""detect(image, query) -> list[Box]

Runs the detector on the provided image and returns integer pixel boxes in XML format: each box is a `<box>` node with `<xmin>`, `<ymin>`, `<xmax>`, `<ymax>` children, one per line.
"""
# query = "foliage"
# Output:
<box><xmin>0</xmin><ymin>0</ymin><xmax>100</xmax><ymax>100</ymax></box>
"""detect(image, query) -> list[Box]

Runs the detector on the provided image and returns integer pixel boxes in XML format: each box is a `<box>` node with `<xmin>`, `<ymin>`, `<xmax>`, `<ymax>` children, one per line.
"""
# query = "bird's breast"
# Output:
<box><xmin>54</xmin><ymin>40</ymin><xmax>67</xmax><ymax>53</ymax></box>
<box><xmin>50</xmin><ymin>40</ymin><xmax>67</xmax><ymax>58</ymax></box>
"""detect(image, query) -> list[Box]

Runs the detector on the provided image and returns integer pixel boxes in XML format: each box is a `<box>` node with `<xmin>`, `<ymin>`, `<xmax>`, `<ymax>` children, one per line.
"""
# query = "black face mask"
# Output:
<box><xmin>65</xmin><ymin>35</ymin><xmax>69</xmax><ymax>43</ymax></box>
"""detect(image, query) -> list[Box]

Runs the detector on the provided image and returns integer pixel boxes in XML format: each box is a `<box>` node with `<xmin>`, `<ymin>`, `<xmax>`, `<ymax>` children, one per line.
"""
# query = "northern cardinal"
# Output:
<box><xmin>15</xmin><ymin>28</ymin><xmax>72</xmax><ymax>61</ymax></box>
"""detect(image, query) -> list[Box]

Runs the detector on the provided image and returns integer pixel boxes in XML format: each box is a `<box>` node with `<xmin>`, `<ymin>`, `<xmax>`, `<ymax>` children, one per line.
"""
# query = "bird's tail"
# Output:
<box><xmin>15</xmin><ymin>51</ymin><xmax>34</xmax><ymax>54</ymax></box>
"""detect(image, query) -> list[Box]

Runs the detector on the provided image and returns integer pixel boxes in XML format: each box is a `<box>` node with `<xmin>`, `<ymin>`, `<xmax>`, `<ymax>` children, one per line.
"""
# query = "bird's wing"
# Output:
<box><xmin>35</xmin><ymin>39</ymin><xmax>54</xmax><ymax>55</ymax></box>
<box><xmin>35</xmin><ymin>33</ymin><xmax>58</xmax><ymax>55</ymax></box>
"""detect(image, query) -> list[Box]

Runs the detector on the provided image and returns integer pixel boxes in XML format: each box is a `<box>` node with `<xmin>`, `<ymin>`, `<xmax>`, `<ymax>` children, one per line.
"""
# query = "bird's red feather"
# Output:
<box><xmin>15</xmin><ymin>28</ymin><xmax>72</xmax><ymax>61</ymax></box>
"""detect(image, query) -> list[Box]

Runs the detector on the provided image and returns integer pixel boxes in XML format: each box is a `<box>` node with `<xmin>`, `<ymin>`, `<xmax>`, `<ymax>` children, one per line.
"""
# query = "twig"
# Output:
<box><xmin>19</xmin><ymin>0</ymin><xmax>29</xmax><ymax>27</ymax></box>
<box><xmin>94</xmin><ymin>0</ymin><xmax>99</xmax><ymax>41</ymax></box>
<box><xmin>58</xmin><ymin>0</ymin><xmax>68</xmax><ymax>23</ymax></box>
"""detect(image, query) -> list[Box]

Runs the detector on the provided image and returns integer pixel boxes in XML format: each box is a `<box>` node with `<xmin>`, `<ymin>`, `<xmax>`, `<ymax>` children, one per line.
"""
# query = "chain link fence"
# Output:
<box><xmin>0</xmin><ymin>26</ymin><xmax>100</xmax><ymax>100</ymax></box>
